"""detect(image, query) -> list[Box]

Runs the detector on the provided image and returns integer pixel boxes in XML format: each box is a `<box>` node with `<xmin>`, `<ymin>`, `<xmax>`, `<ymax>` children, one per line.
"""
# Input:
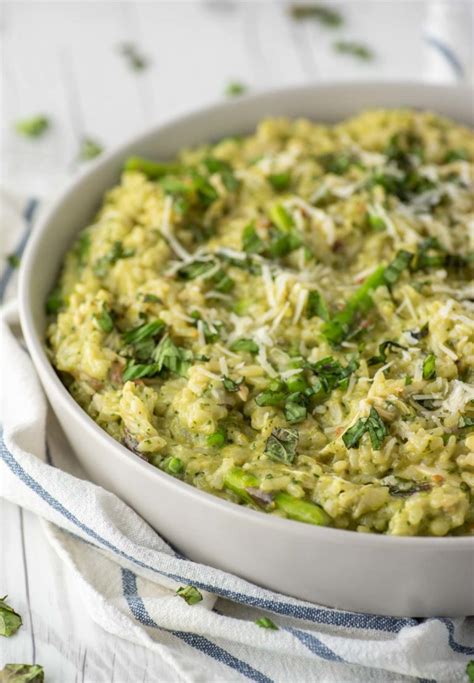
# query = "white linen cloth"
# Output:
<box><xmin>1</xmin><ymin>193</ymin><xmax>473</xmax><ymax>683</ymax></box>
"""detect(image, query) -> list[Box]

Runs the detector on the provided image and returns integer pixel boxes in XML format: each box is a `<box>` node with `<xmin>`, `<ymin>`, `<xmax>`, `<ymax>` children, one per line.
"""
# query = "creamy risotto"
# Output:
<box><xmin>47</xmin><ymin>109</ymin><xmax>474</xmax><ymax>536</ymax></box>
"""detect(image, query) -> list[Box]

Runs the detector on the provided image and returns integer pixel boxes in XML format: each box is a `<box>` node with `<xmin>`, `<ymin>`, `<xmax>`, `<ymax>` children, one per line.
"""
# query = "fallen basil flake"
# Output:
<box><xmin>0</xmin><ymin>596</ymin><xmax>22</xmax><ymax>637</ymax></box>
<box><xmin>255</xmin><ymin>617</ymin><xmax>279</xmax><ymax>630</ymax></box>
<box><xmin>176</xmin><ymin>585</ymin><xmax>203</xmax><ymax>605</ymax></box>
<box><xmin>0</xmin><ymin>664</ymin><xmax>45</xmax><ymax>682</ymax></box>
<box><xmin>15</xmin><ymin>115</ymin><xmax>49</xmax><ymax>138</ymax></box>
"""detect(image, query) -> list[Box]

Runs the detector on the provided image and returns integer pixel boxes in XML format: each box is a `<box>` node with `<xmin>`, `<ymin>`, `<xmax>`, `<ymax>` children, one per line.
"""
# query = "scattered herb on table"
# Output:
<box><xmin>0</xmin><ymin>664</ymin><xmax>44</xmax><ymax>682</ymax></box>
<box><xmin>78</xmin><ymin>137</ymin><xmax>103</xmax><ymax>161</ymax></box>
<box><xmin>255</xmin><ymin>617</ymin><xmax>278</xmax><ymax>630</ymax></box>
<box><xmin>333</xmin><ymin>40</ymin><xmax>374</xmax><ymax>60</ymax></box>
<box><xmin>118</xmin><ymin>42</ymin><xmax>149</xmax><ymax>71</ymax></box>
<box><xmin>0</xmin><ymin>596</ymin><xmax>22</xmax><ymax>637</ymax></box>
<box><xmin>15</xmin><ymin>115</ymin><xmax>50</xmax><ymax>138</ymax></box>
<box><xmin>176</xmin><ymin>585</ymin><xmax>203</xmax><ymax>605</ymax></box>
<box><xmin>225</xmin><ymin>81</ymin><xmax>247</xmax><ymax>97</ymax></box>
<box><xmin>467</xmin><ymin>660</ymin><xmax>474</xmax><ymax>682</ymax></box>
<box><xmin>289</xmin><ymin>3</ymin><xmax>343</xmax><ymax>27</ymax></box>
<box><xmin>6</xmin><ymin>254</ymin><xmax>20</xmax><ymax>269</ymax></box>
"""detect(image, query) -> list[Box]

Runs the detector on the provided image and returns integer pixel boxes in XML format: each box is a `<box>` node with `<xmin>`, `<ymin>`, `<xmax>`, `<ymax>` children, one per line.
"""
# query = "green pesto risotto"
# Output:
<box><xmin>47</xmin><ymin>109</ymin><xmax>474</xmax><ymax>536</ymax></box>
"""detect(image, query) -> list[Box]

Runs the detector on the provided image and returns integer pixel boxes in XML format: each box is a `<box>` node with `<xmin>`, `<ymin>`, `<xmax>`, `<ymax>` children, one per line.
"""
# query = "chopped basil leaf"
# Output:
<box><xmin>289</xmin><ymin>3</ymin><xmax>343</xmax><ymax>27</ymax></box>
<box><xmin>45</xmin><ymin>287</ymin><xmax>63</xmax><ymax>314</ymax></box>
<box><xmin>334</xmin><ymin>40</ymin><xmax>374</xmax><ymax>60</ymax></box>
<box><xmin>268</xmin><ymin>172</ymin><xmax>291</xmax><ymax>192</ymax></box>
<box><xmin>176</xmin><ymin>585</ymin><xmax>203</xmax><ymax>605</ymax></box>
<box><xmin>317</xmin><ymin>152</ymin><xmax>356</xmax><ymax>175</ymax></box>
<box><xmin>123</xmin><ymin>319</ymin><xmax>165</xmax><ymax>345</ymax></box>
<box><xmin>444</xmin><ymin>148</ymin><xmax>468</xmax><ymax>163</ymax></box>
<box><xmin>458</xmin><ymin>417</ymin><xmax>474</xmax><ymax>432</ymax></box>
<box><xmin>466</xmin><ymin>661</ymin><xmax>474</xmax><ymax>683</ymax></box>
<box><xmin>269</xmin><ymin>203</ymin><xmax>294</xmax><ymax>232</ymax></box>
<box><xmin>409</xmin><ymin>323</ymin><xmax>429</xmax><ymax>341</ymax></box>
<box><xmin>383</xmin><ymin>250</ymin><xmax>413</xmax><ymax>286</ymax></box>
<box><xmin>0</xmin><ymin>664</ymin><xmax>45</xmax><ymax>682</ymax></box>
<box><xmin>367</xmin><ymin>341</ymin><xmax>406</xmax><ymax>366</ymax></box>
<box><xmin>74</xmin><ymin>232</ymin><xmax>91</xmax><ymax>265</ymax></box>
<box><xmin>366</xmin><ymin>407</ymin><xmax>389</xmax><ymax>450</ymax></box>
<box><xmin>264</xmin><ymin>428</ymin><xmax>298</xmax><ymax>464</ymax></box>
<box><xmin>122</xmin><ymin>360</ymin><xmax>159</xmax><ymax>382</ymax></box>
<box><xmin>306</xmin><ymin>290</ymin><xmax>330</xmax><ymax>321</ymax></box>
<box><xmin>93</xmin><ymin>241</ymin><xmax>134</xmax><ymax>277</ymax></box>
<box><xmin>15</xmin><ymin>115</ymin><xmax>49</xmax><ymax>138</ymax></box>
<box><xmin>367</xmin><ymin>211</ymin><xmax>385</xmax><ymax>232</ymax></box>
<box><xmin>422</xmin><ymin>354</ymin><xmax>436</xmax><ymax>380</ymax></box>
<box><xmin>222</xmin><ymin>376</ymin><xmax>243</xmax><ymax>392</ymax></box>
<box><xmin>284</xmin><ymin>400</ymin><xmax>307</xmax><ymax>424</ymax></box>
<box><xmin>0</xmin><ymin>596</ymin><xmax>22</xmax><ymax>637</ymax></box>
<box><xmin>177</xmin><ymin>259</ymin><xmax>216</xmax><ymax>280</ymax></box>
<box><xmin>308</xmin><ymin>356</ymin><xmax>359</xmax><ymax>394</ymax></box>
<box><xmin>255</xmin><ymin>389</ymin><xmax>287</xmax><ymax>407</ymax></box>
<box><xmin>152</xmin><ymin>335</ymin><xmax>193</xmax><ymax>377</ymax></box>
<box><xmin>255</xmin><ymin>617</ymin><xmax>278</xmax><ymax>630</ymax></box>
<box><xmin>95</xmin><ymin>308</ymin><xmax>114</xmax><ymax>333</ymax></box>
<box><xmin>230</xmin><ymin>338</ymin><xmax>259</xmax><ymax>355</ymax></box>
<box><xmin>203</xmin><ymin>157</ymin><xmax>240</xmax><ymax>191</ymax></box>
<box><xmin>242</xmin><ymin>223</ymin><xmax>264</xmax><ymax>254</ymax></box>
<box><xmin>142</xmin><ymin>293</ymin><xmax>162</xmax><ymax>303</ymax></box>
<box><xmin>387</xmin><ymin>479</ymin><xmax>432</xmax><ymax>498</ymax></box>
<box><xmin>343</xmin><ymin>407</ymin><xmax>388</xmax><ymax>450</ymax></box>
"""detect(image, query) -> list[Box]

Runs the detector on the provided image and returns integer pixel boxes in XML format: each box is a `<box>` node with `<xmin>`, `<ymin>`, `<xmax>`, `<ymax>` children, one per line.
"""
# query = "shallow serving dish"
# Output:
<box><xmin>19</xmin><ymin>82</ymin><xmax>474</xmax><ymax>617</ymax></box>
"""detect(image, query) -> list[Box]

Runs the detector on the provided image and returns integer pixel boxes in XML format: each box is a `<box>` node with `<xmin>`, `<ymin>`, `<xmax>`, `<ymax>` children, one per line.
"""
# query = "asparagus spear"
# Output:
<box><xmin>322</xmin><ymin>250</ymin><xmax>412</xmax><ymax>345</ymax></box>
<box><xmin>224</xmin><ymin>467</ymin><xmax>330</xmax><ymax>526</ymax></box>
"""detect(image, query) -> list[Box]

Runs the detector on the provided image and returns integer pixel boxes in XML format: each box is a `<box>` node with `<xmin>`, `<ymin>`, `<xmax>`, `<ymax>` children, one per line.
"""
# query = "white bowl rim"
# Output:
<box><xmin>19</xmin><ymin>80</ymin><xmax>474</xmax><ymax>549</ymax></box>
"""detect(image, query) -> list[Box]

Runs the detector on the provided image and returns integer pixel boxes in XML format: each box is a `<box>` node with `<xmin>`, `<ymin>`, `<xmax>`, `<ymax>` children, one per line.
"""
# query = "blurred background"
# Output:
<box><xmin>1</xmin><ymin>0</ymin><xmax>473</xmax><ymax>201</ymax></box>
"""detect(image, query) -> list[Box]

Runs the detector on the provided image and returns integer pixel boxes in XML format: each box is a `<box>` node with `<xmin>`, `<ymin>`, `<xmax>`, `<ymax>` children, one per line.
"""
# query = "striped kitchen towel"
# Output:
<box><xmin>1</xmin><ymin>194</ymin><xmax>473</xmax><ymax>683</ymax></box>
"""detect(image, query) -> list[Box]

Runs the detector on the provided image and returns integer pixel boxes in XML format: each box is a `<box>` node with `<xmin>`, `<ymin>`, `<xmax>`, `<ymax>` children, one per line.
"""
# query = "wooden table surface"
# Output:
<box><xmin>1</xmin><ymin>2</ymin><xmax>472</xmax><ymax>681</ymax></box>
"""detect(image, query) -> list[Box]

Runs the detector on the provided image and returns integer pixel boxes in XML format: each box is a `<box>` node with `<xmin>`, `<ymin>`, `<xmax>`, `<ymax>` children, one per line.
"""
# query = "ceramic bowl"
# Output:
<box><xmin>19</xmin><ymin>82</ymin><xmax>474</xmax><ymax>616</ymax></box>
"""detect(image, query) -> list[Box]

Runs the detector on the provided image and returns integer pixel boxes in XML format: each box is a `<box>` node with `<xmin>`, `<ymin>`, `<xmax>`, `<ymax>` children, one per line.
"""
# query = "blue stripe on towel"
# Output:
<box><xmin>284</xmin><ymin>627</ymin><xmax>344</xmax><ymax>662</ymax></box>
<box><xmin>121</xmin><ymin>568</ymin><xmax>274</xmax><ymax>683</ymax></box>
<box><xmin>0</xmin><ymin>198</ymin><xmax>39</xmax><ymax>303</ymax></box>
<box><xmin>2</xmin><ymin>434</ymin><xmax>472</xmax><ymax>656</ymax></box>
<box><xmin>424</xmin><ymin>35</ymin><xmax>464</xmax><ymax>79</ymax></box>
